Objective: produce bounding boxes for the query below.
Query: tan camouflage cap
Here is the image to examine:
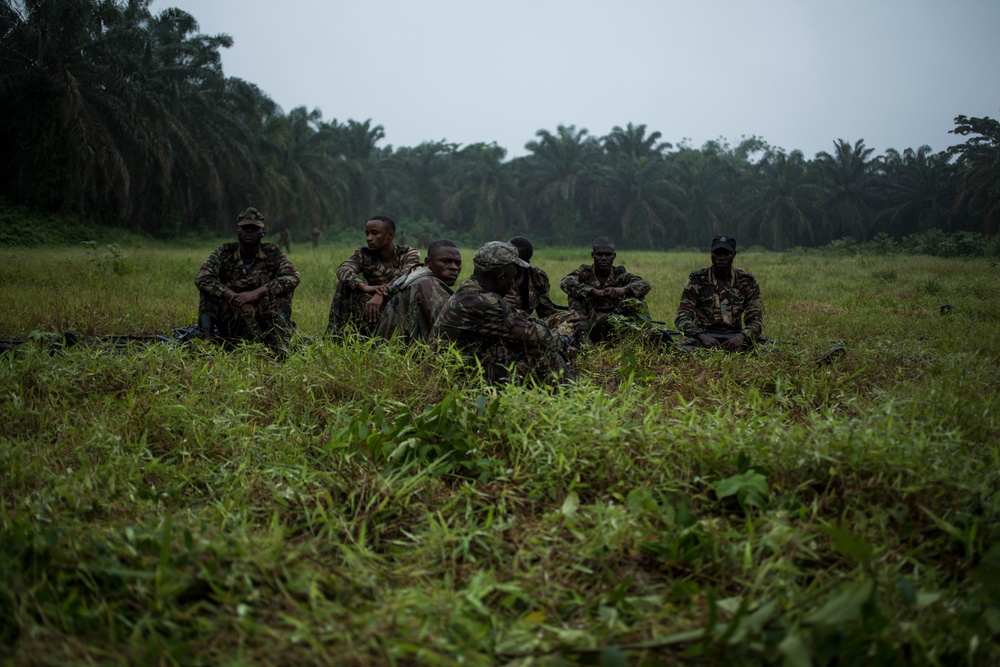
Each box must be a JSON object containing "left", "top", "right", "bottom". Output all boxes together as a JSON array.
[
  {"left": 474, "top": 241, "right": 529, "bottom": 270},
  {"left": 237, "top": 207, "right": 265, "bottom": 228}
]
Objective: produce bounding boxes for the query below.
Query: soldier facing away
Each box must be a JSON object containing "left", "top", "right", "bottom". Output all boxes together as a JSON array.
[
  {"left": 674, "top": 234, "right": 763, "bottom": 351},
  {"left": 194, "top": 207, "right": 300, "bottom": 355},
  {"left": 326, "top": 215, "right": 420, "bottom": 337},
  {"left": 376, "top": 239, "right": 462, "bottom": 344},
  {"left": 433, "top": 241, "right": 576, "bottom": 384},
  {"left": 560, "top": 237, "right": 651, "bottom": 343}
]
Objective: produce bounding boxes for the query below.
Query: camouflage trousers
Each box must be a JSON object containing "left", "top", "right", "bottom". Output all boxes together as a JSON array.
[
  {"left": 198, "top": 292, "right": 294, "bottom": 355},
  {"left": 326, "top": 282, "right": 377, "bottom": 337}
]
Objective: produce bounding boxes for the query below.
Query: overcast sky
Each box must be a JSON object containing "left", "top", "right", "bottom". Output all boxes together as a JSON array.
[{"left": 157, "top": 0, "right": 1000, "bottom": 160}]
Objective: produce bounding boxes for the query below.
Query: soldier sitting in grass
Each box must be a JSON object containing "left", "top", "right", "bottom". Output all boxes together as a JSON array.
[
  {"left": 326, "top": 215, "right": 420, "bottom": 337},
  {"left": 674, "top": 234, "right": 763, "bottom": 351},
  {"left": 376, "top": 239, "right": 463, "bottom": 344},
  {"left": 432, "top": 241, "right": 576, "bottom": 384},
  {"left": 195, "top": 207, "right": 300, "bottom": 355},
  {"left": 560, "top": 236, "right": 652, "bottom": 343}
]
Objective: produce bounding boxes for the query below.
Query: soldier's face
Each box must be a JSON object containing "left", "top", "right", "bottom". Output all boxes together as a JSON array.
[
  {"left": 592, "top": 244, "right": 616, "bottom": 270},
  {"left": 712, "top": 248, "right": 735, "bottom": 270},
  {"left": 237, "top": 224, "right": 264, "bottom": 244},
  {"left": 426, "top": 246, "right": 462, "bottom": 286},
  {"left": 365, "top": 220, "right": 393, "bottom": 251},
  {"left": 498, "top": 263, "right": 518, "bottom": 294}
]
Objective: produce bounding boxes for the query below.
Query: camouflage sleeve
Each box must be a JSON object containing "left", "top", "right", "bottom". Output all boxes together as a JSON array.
[
  {"left": 619, "top": 268, "right": 652, "bottom": 298},
  {"left": 740, "top": 276, "right": 764, "bottom": 338},
  {"left": 400, "top": 246, "right": 421, "bottom": 272},
  {"left": 532, "top": 267, "right": 557, "bottom": 318},
  {"left": 194, "top": 246, "right": 229, "bottom": 298},
  {"left": 264, "top": 249, "right": 300, "bottom": 296},
  {"left": 335, "top": 247, "right": 366, "bottom": 287},
  {"left": 498, "top": 300, "right": 561, "bottom": 354},
  {"left": 674, "top": 274, "right": 702, "bottom": 337},
  {"left": 559, "top": 265, "right": 594, "bottom": 300},
  {"left": 413, "top": 278, "right": 452, "bottom": 342}
]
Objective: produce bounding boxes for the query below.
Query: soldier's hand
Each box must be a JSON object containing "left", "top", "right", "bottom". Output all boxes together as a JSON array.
[
  {"left": 232, "top": 286, "right": 267, "bottom": 306},
  {"left": 239, "top": 303, "right": 256, "bottom": 318},
  {"left": 502, "top": 293, "right": 519, "bottom": 308},
  {"left": 722, "top": 334, "right": 745, "bottom": 351},
  {"left": 365, "top": 293, "right": 385, "bottom": 323},
  {"left": 697, "top": 333, "right": 721, "bottom": 348}
]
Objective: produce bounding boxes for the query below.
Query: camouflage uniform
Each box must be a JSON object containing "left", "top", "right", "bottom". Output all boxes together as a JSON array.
[
  {"left": 326, "top": 244, "right": 420, "bottom": 335},
  {"left": 433, "top": 276, "right": 573, "bottom": 384},
  {"left": 560, "top": 264, "right": 652, "bottom": 341},
  {"left": 194, "top": 242, "right": 300, "bottom": 352},
  {"left": 674, "top": 267, "right": 763, "bottom": 342},
  {"left": 375, "top": 266, "right": 454, "bottom": 344}
]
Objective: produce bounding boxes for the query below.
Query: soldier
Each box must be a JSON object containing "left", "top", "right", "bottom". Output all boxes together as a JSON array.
[
  {"left": 506, "top": 236, "right": 580, "bottom": 339},
  {"left": 194, "top": 207, "right": 300, "bottom": 355},
  {"left": 433, "top": 241, "right": 576, "bottom": 384},
  {"left": 325, "top": 215, "right": 420, "bottom": 337},
  {"left": 560, "top": 237, "right": 651, "bottom": 343},
  {"left": 311, "top": 226, "right": 322, "bottom": 248},
  {"left": 674, "top": 234, "right": 763, "bottom": 350},
  {"left": 376, "top": 239, "right": 462, "bottom": 344},
  {"left": 279, "top": 228, "right": 291, "bottom": 253}
]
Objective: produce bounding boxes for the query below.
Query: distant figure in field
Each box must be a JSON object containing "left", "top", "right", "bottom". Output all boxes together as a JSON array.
[
  {"left": 376, "top": 239, "right": 462, "bottom": 344},
  {"left": 560, "top": 236, "right": 651, "bottom": 343},
  {"left": 418, "top": 229, "right": 431, "bottom": 249},
  {"left": 326, "top": 215, "right": 420, "bottom": 337},
  {"left": 433, "top": 241, "right": 576, "bottom": 384},
  {"left": 674, "top": 235, "right": 763, "bottom": 351},
  {"left": 194, "top": 207, "right": 300, "bottom": 355},
  {"left": 506, "top": 235, "right": 580, "bottom": 338},
  {"left": 311, "top": 226, "right": 322, "bottom": 248},
  {"left": 279, "top": 229, "right": 291, "bottom": 253}
]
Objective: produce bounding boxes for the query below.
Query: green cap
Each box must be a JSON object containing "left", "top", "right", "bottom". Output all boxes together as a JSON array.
[
  {"left": 474, "top": 241, "right": 529, "bottom": 270},
  {"left": 237, "top": 207, "right": 265, "bottom": 227}
]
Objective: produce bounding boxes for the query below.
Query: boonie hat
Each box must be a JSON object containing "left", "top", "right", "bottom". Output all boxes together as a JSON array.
[
  {"left": 473, "top": 241, "right": 530, "bottom": 270},
  {"left": 711, "top": 235, "right": 736, "bottom": 253},
  {"left": 237, "top": 207, "right": 265, "bottom": 227}
]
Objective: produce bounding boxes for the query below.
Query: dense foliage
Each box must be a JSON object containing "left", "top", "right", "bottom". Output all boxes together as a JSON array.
[{"left": 2, "top": 0, "right": 999, "bottom": 249}]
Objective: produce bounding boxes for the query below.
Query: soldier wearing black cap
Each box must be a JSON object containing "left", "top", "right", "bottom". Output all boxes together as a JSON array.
[
  {"left": 432, "top": 241, "right": 575, "bottom": 384},
  {"left": 674, "top": 235, "right": 763, "bottom": 351},
  {"left": 195, "top": 207, "right": 300, "bottom": 355}
]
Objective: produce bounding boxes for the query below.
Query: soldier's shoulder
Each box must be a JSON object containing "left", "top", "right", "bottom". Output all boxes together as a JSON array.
[
  {"left": 213, "top": 242, "right": 239, "bottom": 253},
  {"left": 734, "top": 268, "right": 758, "bottom": 283},
  {"left": 689, "top": 267, "right": 710, "bottom": 278}
]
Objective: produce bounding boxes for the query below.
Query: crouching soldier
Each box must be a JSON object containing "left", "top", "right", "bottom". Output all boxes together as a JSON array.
[
  {"left": 432, "top": 241, "right": 576, "bottom": 384},
  {"left": 195, "top": 207, "right": 300, "bottom": 355}
]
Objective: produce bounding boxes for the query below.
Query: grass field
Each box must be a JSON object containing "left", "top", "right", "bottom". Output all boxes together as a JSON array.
[{"left": 2, "top": 240, "right": 999, "bottom": 665}]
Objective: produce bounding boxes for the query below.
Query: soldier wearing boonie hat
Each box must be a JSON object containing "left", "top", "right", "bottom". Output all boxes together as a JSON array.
[
  {"left": 432, "top": 241, "right": 575, "bottom": 385},
  {"left": 194, "top": 206, "right": 300, "bottom": 356},
  {"left": 674, "top": 233, "right": 764, "bottom": 351}
]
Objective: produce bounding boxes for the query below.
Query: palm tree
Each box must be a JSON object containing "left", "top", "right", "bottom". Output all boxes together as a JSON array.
[
  {"left": 874, "top": 146, "right": 956, "bottom": 237},
  {"left": 443, "top": 142, "right": 524, "bottom": 240},
  {"left": 741, "top": 150, "right": 823, "bottom": 250},
  {"left": 521, "top": 125, "right": 606, "bottom": 244},
  {"left": 814, "top": 139, "right": 878, "bottom": 241},
  {"left": 949, "top": 115, "right": 1000, "bottom": 234}
]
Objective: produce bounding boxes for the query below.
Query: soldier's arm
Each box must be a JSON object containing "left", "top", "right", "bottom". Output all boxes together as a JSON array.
[
  {"left": 264, "top": 248, "right": 301, "bottom": 296},
  {"left": 559, "top": 265, "right": 594, "bottom": 299},
  {"left": 532, "top": 268, "right": 557, "bottom": 318},
  {"left": 620, "top": 268, "right": 652, "bottom": 298},
  {"left": 194, "top": 247, "right": 229, "bottom": 299},
  {"left": 335, "top": 248, "right": 366, "bottom": 287},
  {"left": 740, "top": 276, "right": 764, "bottom": 338},
  {"left": 674, "top": 276, "right": 703, "bottom": 337},
  {"left": 498, "top": 301, "right": 560, "bottom": 354},
  {"left": 400, "top": 247, "right": 421, "bottom": 273}
]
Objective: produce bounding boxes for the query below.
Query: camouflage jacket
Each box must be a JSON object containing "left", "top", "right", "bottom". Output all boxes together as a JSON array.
[
  {"left": 336, "top": 244, "right": 420, "bottom": 289},
  {"left": 674, "top": 267, "right": 763, "bottom": 338},
  {"left": 559, "top": 264, "right": 651, "bottom": 318},
  {"left": 376, "top": 267, "right": 454, "bottom": 344},
  {"left": 505, "top": 265, "right": 558, "bottom": 319},
  {"left": 432, "top": 276, "right": 565, "bottom": 361},
  {"left": 195, "top": 242, "right": 300, "bottom": 299}
]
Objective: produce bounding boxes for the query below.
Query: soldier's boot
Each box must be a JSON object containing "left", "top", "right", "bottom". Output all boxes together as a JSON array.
[{"left": 198, "top": 312, "right": 218, "bottom": 339}]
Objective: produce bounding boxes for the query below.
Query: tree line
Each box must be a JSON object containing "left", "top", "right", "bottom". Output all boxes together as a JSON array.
[{"left": 2, "top": 0, "right": 998, "bottom": 249}]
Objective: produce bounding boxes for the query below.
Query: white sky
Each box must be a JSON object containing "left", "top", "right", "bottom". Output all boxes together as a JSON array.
[{"left": 158, "top": 0, "right": 1000, "bottom": 159}]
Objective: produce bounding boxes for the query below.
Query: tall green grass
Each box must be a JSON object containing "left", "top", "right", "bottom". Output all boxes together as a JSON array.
[{"left": 2, "top": 243, "right": 999, "bottom": 664}]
